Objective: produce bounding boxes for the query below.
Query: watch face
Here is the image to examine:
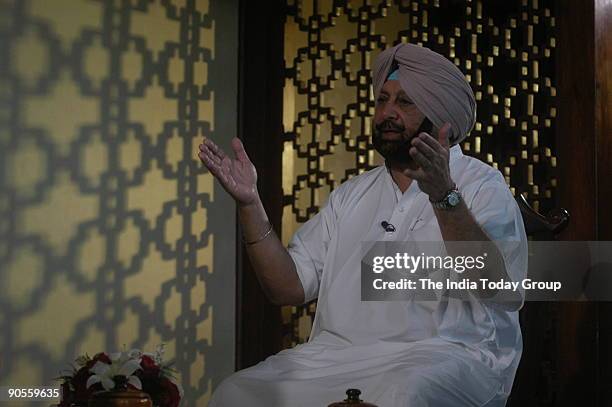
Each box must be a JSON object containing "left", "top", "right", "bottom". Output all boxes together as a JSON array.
[{"left": 447, "top": 191, "right": 460, "bottom": 206}]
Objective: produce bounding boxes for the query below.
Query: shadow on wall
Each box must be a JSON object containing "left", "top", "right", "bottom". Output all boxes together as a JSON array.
[{"left": 0, "top": 0, "right": 237, "bottom": 405}]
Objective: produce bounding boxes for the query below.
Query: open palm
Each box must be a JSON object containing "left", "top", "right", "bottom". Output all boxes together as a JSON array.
[{"left": 198, "top": 137, "right": 258, "bottom": 206}]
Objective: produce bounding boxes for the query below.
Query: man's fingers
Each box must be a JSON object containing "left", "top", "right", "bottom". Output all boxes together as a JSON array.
[
  {"left": 200, "top": 144, "right": 222, "bottom": 166},
  {"left": 411, "top": 136, "right": 437, "bottom": 160},
  {"left": 231, "top": 137, "right": 250, "bottom": 162},
  {"left": 198, "top": 150, "right": 222, "bottom": 175},
  {"left": 437, "top": 123, "right": 451, "bottom": 148},
  {"left": 417, "top": 132, "right": 444, "bottom": 154},
  {"left": 409, "top": 146, "right": 432, "bottom": 170},
  {"left": 198, "top": 145, "right": 228, "bottom": 177},
  {"left": 199, "top": 151, "right": 236, "bottom": 189},
  {"left": 204, "top": 137, "right": 227, "bottom": 160}
]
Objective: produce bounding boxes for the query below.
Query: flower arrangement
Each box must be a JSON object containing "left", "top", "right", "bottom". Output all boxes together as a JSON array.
[{"left": 57, "top": 344, "right": 182, "bottom": 407}]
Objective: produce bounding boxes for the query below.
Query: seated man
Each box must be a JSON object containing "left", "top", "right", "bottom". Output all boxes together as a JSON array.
[{"left": 198, "top": 43, "right": 527, "bottom": 407}]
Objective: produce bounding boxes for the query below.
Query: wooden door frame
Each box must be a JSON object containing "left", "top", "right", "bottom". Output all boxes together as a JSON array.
[{"left": 235, "top": 0, "right": 286, "bottom": 369}]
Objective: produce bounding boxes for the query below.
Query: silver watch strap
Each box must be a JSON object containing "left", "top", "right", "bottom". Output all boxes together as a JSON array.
[{"left": 430, "top": 185, "right": 460, "bottom": 209}]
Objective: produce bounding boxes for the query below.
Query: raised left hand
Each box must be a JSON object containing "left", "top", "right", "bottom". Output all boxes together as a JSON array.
[{"left": 403, "top": 122, "right": 455, "bottom": 202}]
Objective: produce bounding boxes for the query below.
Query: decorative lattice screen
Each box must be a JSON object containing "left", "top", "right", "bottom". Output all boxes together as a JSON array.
[
  {"left": 0, "top": 1, "right": 235, "bottom": 405},
  {"left": 281, "top": 0, "right": 558, "bottom": 348}
]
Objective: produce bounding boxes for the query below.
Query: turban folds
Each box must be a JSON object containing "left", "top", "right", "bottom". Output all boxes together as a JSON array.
[{"left": 372, "top": 43, "right": 476, "bottom": 145}]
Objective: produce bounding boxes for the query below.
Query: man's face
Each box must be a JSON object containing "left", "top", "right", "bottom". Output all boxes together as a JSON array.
[{"left": 373, "top": 80, "right": 427, "bottom": 165}]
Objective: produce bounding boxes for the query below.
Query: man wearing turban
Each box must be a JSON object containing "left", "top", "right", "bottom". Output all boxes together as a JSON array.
[{"left": 200, "top": 43, "right": 527, "bottom": 406}]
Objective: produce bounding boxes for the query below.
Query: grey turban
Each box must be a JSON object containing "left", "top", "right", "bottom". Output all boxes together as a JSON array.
[{"left": 372, "top": 43, "right": 476, "bottom": 145}]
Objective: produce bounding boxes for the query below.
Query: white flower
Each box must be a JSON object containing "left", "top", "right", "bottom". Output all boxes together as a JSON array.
[{"left": 86, "top": 351, "right": 143, "bottom": 391}]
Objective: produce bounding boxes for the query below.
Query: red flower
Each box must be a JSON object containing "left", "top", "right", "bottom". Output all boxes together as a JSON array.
[
  {"left": 72, "top": 366, "right": 94, "bottom": 402},
  {"left": 140, "top": 355, "right": 160, "bottom": 375},
  {"left": 155, "top": 377, "right": 181, "bottom": 407},
  {"left": 96, "top": 353, "right": 111, "bottom": 362}
]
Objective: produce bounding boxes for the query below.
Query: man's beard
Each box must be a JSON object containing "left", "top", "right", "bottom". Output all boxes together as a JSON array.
[{"left": 372, "top": 120, "right": 416, "bottom": 165}]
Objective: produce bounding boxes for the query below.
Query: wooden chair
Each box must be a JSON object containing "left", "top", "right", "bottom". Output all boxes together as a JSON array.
[
  {"left": 515, "top": 194, "right": 570, "bottom": 238},
  {"left": 507, "top": 195, "right": 569, "bottom": 406}
]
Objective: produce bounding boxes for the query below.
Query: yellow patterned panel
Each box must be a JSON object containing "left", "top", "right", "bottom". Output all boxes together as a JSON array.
[{"left": 0, "top": 1, "right": 233, "bottom": 405}]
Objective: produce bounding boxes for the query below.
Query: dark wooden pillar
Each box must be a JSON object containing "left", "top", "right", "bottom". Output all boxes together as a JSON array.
[
  {"left": 595, "top": 1, "right": 612, "bottom": 405},
  {"left": 555, "top": 0, "right": 610, "bottom": 406},
  {"left": 556, "top": 0, "right": 597, "bottom": 405},
  {"left": 235, "top": 0, "right": 286, "bottom": 369}
]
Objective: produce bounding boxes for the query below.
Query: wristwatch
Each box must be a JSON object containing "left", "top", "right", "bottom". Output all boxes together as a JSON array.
[{"left": 430, "top": 185, "right": 462, "bottom": 210}]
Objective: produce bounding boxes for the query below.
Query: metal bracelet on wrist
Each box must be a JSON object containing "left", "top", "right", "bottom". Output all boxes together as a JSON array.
[{"left": 243, "top": 222, "right": 273, "bottom": 246}]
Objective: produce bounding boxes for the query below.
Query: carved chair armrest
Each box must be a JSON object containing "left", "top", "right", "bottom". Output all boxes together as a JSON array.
[{"left": 515, "top": 194, "right": 570, "bottom": 236}]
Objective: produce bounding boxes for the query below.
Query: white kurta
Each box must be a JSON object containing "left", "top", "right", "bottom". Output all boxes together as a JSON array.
[{"left": 209, "top": 145, "right": 528, "bottom": 407}]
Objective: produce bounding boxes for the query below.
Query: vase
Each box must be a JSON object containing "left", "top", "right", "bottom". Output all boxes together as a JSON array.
[{"left": 88, "top": 376, "right": 152, "bottom": 407}]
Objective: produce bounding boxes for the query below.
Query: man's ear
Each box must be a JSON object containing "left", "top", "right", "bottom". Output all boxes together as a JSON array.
[{"left": 435, "top": 123, "right": 452, "bottom": 148}]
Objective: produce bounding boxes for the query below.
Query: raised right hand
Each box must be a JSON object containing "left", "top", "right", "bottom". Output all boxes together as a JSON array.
[{"left": 197, "top": 137, "right": 259, "bottom": 207}]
